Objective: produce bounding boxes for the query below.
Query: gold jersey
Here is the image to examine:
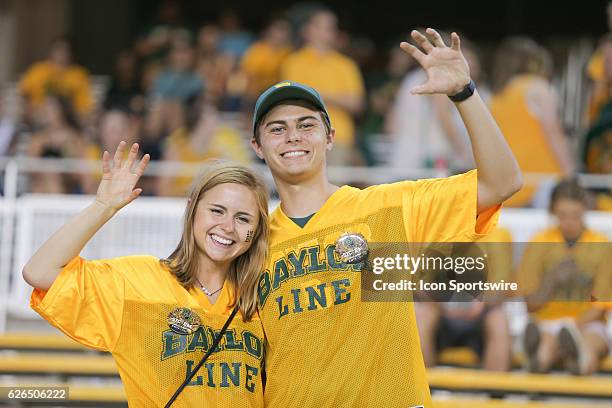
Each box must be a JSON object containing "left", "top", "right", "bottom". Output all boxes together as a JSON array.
[
  {"left": 258, "top": 170, "right": 500, "bottom": 407},
  {"left": 31, "top": 255, "right": 264, "bottom": 407},
  {"left": 518, "top": 227, "right": 610, "bottom": 321}
]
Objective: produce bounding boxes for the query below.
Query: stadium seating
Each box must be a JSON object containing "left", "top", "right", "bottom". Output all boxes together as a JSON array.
[
  {"left": 438, "top": 346, "right": 612, "bottom": 373},
  {"left": 0, "top": 353, "right": 117, "bottom": 377},
  {"left": 0, "top": 332, "right": 88, "bottom": 352},
  {"left": 427, "top": 367, "right": 612, "bottom": 398},
  {"left": 2, "top": 333, "right": 612, "bottom": 406}
]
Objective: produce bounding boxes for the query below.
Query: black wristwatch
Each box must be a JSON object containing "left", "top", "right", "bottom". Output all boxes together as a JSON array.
[{"left": 448, "top": 79, "right": 476, "bottom": 102}]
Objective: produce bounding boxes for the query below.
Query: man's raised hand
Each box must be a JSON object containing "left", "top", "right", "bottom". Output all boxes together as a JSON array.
[{"left": 400, "top": 28, "right": 471, "bottom": 96}]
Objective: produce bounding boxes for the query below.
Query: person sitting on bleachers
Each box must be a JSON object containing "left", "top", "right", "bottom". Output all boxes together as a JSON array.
[
  {"left": 585, "top": 2, "right": 612, "bottom": 127},
  {"left": 26, "top": 94, "right": 91, "bottom": 194},
  {"left": 581, "top": 33, "right": 612, "bottom": 211},
  {"left": 19, "top": 37, "right": 94, "bottom": 124},
  {"left": 102, "top": 50, "right": 145, "bottom": 115},
  {"left": 280, "top": 6, "right": 365, "bottom": 165},
  {"left": 490, "top": 37, "right": 574, "bottom": 208},
  {"left": 519, "top": 179, "right": 611, "bottom": 375},
  {"left": 156, "top": 95, "right": 251, "bottom": 197},
  {"left": 241, "top": 17, "right": 292, "bottom": 111},
  {"left": 82, "top": 109, "right": 144, "bottom": 194},
  {"left": 147, "top": 36, "right": 204, "bottom": 136},
  {"left": 415, "top": 227, "right": 514, "bottom": 371}
]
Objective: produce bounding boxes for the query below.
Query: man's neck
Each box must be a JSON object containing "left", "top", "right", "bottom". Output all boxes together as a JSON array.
[{"left": 275, "top": 173, "right": 339, "bottom": 217}]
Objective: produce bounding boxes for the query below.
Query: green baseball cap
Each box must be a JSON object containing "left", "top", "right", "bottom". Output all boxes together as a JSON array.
[{"left": 252, "top": 80, "right": 330, "bottom": 134}]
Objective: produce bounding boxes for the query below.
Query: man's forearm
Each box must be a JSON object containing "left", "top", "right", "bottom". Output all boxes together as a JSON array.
[{"left": 455, "top": 90, "right": 522, "bottom": 211}]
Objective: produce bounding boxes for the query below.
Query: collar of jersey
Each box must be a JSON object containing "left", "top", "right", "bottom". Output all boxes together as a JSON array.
[
  {"left": 190, "top": 279, "right": 233, "bottom": 315},
  {"left": 272, "top": 185, "right": 353, "bottom": 232}
]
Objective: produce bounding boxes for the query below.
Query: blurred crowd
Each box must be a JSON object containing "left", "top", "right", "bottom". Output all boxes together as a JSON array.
[
  {"left": 0, "top": 0, "right": 610, "bottom": 378},
  {"left": 416, "top": 178, "right": 611, "bottom": 376},
  {"left": 0, "top": 0, "right": 611, "bottom": 208}
]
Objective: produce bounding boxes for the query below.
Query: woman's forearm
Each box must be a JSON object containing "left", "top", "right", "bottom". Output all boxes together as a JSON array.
[{"left": 22, "top": 200, "right": 117, "bottom": 290}]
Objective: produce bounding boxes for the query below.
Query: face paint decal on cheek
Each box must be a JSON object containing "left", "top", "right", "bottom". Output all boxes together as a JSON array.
[{"left": 245, "top": 230, "right": 254, "bottom": 242}]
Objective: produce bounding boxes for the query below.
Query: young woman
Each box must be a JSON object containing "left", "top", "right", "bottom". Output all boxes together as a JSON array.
[{"left": 23, "top": 141, "right": 269, "bottom": 407}]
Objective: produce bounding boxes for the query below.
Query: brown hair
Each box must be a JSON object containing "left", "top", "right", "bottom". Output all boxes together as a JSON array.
[
  {"left": 253, "top": 99, "right": 331, "bottom": 144},
  {"left": 549, "top": 179, "right": 588, "bottom": 212},
  {"left": 492, "top": 37, "right": 553, "bottom": 92},
  {"left": 161, "top": 161, "right": 269, "bottom": 320}
]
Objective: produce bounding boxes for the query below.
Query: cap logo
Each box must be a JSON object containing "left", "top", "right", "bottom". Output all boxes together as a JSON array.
[{"left": 274, "top": 81, "right": 292, "bottom": 88}]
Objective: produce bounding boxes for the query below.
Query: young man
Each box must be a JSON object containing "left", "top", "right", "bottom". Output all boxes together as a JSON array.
[{"left": 251, "top": 29, "right": 522, "bottom": 407}]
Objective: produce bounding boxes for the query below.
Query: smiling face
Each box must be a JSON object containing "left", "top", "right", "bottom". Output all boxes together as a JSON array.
[
  {"left": 192, "top": 183, "right": 259, "bottom": 268},
  {"left": 251, "top": 103, "right": 334, "bottom": 183}
]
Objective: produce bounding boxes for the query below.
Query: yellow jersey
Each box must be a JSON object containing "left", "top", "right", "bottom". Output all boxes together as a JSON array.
[
  {"left": 20, "top": 61, "right": 94, "bottom": 114},
  {"left": 587, "top": 50, "right": 604, "bottom": 82},
  {"left": 281, "top": 46, "right": 364, "bottom": 146},
  {"left": 161, "top": 126, "right": 252, "bottom": 196},
  {"left": 518, "top": 227, "right": 611, "bottom": 320},
  {"left": 490, "top": 74, "right": 563, "bottom": 207},
  {"left": 597, "top": 193, "right": 612, "bottom": 212},
  {"left": 258, "top": 170, "right": 500, "bottom": 407},
  {"left": 31, "top": 255, "right": 264, "bottom": 407},
  {"left": 241, "top": 41, "right": 292, "bottom": 99}
]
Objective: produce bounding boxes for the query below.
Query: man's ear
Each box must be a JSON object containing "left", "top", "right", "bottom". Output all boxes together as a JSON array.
[
  {"left": 250, "top": 137, "right": 265, "bottom": 160},
  {"left": 326, "top": 127, "right": 335, "bottom": 151}
]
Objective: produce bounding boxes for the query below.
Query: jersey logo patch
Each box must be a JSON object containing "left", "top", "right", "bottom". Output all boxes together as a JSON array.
[{"left": 167, "top": 307, "right": 201, "bottom": 335}]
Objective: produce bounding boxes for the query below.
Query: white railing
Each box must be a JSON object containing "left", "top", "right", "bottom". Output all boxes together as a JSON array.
[
  {"left": 10, "top": 194, "right": 186, "bottom": 319},
  {"left": 1, "top": 157, "right": 612, "bottom": 334}
]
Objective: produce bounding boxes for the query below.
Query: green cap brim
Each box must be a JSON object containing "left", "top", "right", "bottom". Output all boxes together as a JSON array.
[{"left": 252, "top": 81, "right": 329, "bottom": 134}]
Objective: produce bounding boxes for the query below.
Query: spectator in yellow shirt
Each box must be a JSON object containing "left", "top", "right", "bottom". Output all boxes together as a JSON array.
[
  {"left": 585, "top": 2, "right": 612, "bottom": 125},
  {"left": 20, "top": 38, "right": 94, "bottom": 121},
  {"left": 519, "top": 179, "right": 610, "bottom": 374},
  {"left": 157, "top": 96, "right": 252, "bottom": 197},
  {"left": 241, "top": 18, "right": 292, "bottom": 109},
  {"left": 26, "top": 94, "right": 90, "bottom": 194},
  {"left": 490, "top": 38, "right": 574, "bottom": 207},
  {"left": 280, "top": 7, "right": 365, "bottom": 165}
]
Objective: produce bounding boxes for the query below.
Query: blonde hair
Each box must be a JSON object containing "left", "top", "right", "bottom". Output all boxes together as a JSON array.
[{"left": 161, "top": 161, "right": 269, "bottom": 321}]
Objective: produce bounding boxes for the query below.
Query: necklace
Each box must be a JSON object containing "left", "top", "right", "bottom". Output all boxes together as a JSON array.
[{"left": 196, "top": 278, "right": 223, "bottom": 297}]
